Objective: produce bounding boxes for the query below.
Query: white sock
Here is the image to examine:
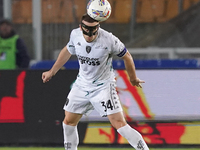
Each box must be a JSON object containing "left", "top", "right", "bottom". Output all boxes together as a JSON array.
[
  {"left": 117, "top": 124, "right": 149, "bottom": 150},
  {"left": 63, "top": 122, "right": 79, "bottom": 150}
]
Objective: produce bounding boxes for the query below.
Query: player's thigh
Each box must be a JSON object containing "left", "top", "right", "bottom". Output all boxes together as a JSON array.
[
  {"left": 90, "top": 82, "right": 123, "bottom": 117},
  {"left": 107, "top": 111, "right": 127, "bottom": 129},
  {"left": 63, "top": 111, "right": 82, "bottom": 126},
  {"left": 64, "top": 83, "right": 94, "bottom": 116}
]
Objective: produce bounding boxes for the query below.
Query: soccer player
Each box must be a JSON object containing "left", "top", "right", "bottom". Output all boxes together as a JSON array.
[{"left": 42, "top": 14, "right": 149, "bottom": 150}]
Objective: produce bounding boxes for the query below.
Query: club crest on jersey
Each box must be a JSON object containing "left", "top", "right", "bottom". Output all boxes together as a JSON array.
[{"left": 86, "top": 46, "right": 91, "bottom": 53}]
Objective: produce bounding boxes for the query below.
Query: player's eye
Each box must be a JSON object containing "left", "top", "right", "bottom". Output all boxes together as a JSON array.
[{"left": 82, "top": 27, "right": 88, "bottom": 32}]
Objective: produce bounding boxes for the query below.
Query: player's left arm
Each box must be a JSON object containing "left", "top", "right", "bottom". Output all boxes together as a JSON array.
[{"left": 122, "top": 50, "right": 145, "bottom": 88}]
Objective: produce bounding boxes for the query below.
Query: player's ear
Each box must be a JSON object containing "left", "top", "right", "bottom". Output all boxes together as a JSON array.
[{"left": 79, "top": 24, "right": 82, "bottom": 31}]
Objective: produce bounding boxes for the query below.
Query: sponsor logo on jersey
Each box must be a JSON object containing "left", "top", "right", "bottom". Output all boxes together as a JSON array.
[
  {"left": 94, "top": 45, "right": 108, "bottom": 50},
  {"left": 137, "top": 140, "right": 145, "bottom": 150},
  {"left": 77, "top": 42, "right": 81, "bottom": 46},
  {"left": 69, "top": 45, "right": 75, "bottom": 48},
  {"left": 64, "top": 142, "right": 72, "bottom": 150},
  {"left": 115, "top": 40, "right": 118, "bottom": 45},
  {"left": 77, "top": 55, "right": 100, "bottom": 66}
]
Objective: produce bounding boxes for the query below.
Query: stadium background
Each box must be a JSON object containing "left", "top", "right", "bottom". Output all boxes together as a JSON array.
[{"left": 0, "top": 0, "right": 200, "bottom": 148}]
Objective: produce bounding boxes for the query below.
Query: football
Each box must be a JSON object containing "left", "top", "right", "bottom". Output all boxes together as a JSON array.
[{"left": 87, "top": 0, "right": 111, "bottom": 22}]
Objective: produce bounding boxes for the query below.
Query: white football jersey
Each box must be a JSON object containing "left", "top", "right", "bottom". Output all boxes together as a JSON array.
[{"left": 66, "top": 27, "right": 127, "bottom": 88}]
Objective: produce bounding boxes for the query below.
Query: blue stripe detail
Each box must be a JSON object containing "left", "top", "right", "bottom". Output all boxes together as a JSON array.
[{"left": 117, "top": 47, "right": 127, "bottom": 57}]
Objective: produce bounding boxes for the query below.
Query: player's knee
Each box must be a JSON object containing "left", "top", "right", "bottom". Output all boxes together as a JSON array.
[
  {"left": 108, "top": 112, "right": 127, "bottom": 129},
  {"left": 109, "top": 119, "right": 127, "bottom": 129},
  {"left": 63, "top": 117, "right": 76, "bottom": 126}
]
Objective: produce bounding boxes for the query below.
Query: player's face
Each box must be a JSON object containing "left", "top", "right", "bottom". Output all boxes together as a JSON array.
[
  {"left": 80, "top": 20, "right": 99, "bottom": 43},
  {"left": 0, "top": 23, "right": 12, "bottom": 37}
]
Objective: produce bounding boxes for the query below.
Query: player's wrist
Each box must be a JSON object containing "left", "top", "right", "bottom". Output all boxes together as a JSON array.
[
  {"left": 49, "top": 69, "right": 56, "bottom": 76},
  {"left": 130, "top": 77, "right": 139, "bottom": 84},
  {"left": 129, "top": 76, "right": 137, "bottom": 82}
]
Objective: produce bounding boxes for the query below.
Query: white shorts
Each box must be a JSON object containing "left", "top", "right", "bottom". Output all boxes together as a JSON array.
[{"left": 63, "top": 82, "right": 123, "bottom": 117}]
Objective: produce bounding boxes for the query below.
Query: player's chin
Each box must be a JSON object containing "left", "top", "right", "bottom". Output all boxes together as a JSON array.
[{"left": 86, "top": 36, "right": 95, "bottom": 42}]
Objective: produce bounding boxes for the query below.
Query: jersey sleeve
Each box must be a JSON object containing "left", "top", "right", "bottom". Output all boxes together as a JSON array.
[
  {"left": 110, "top": 33, "right": 127, "bottom": 57},
  {"left": 66, "top": 30, "right": 76, "bottom": 55}
]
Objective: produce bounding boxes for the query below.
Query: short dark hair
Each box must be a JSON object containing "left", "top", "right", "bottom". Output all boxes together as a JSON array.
[
  {"left": 0, "top": 19, "right": 13, "bottom": 26},
  {"left": 81, "top": 13, "right": 99, "bottom": 23}
]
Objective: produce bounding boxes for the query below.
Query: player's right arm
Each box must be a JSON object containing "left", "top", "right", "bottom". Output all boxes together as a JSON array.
[{"left": 42, "top": 46, "right": 71, "bottom": 83}]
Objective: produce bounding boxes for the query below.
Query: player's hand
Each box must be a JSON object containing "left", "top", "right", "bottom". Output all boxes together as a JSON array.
[
  {"left": 42, "top": 70, "right": 54, "bottom": 83},
  {"left": 130, "top": 78, "right": 145, "bottom": 88}
]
